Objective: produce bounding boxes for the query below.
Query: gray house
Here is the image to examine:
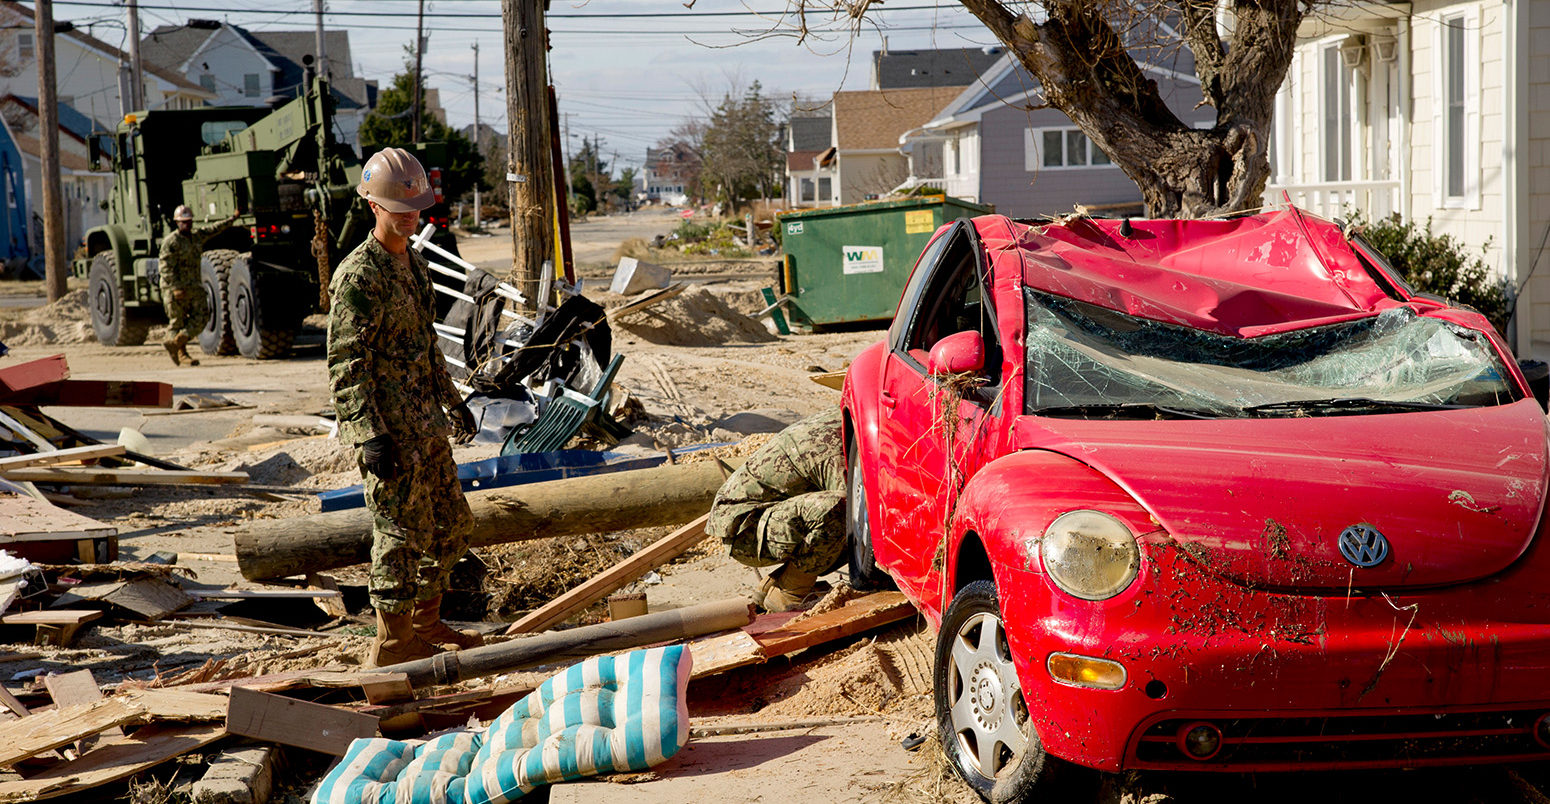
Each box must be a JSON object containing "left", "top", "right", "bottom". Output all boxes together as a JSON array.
[{"left": 901, "top": 52, "right": 1213, "bottom": 218}]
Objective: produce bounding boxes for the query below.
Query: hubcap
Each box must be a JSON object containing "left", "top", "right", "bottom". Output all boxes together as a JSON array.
[
  {"left": 235, "top": 287, "right": 253, "bottom": 334},
  {"left": 948, "top": 611, "right": 1027, "bottom": 778},
  {"left": 93, "top": 282, "right": 112, "bottom": 321},
  {"left": 850, "top": 459, "right": 869, "bottom": 548}
]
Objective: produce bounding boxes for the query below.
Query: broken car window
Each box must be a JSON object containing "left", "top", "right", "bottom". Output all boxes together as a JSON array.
[{"left": 1023, "top": 289, "right": 1516, "bottom": 418}]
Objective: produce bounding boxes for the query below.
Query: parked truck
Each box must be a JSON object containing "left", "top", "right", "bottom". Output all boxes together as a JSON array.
[{"left": 75, "top": 62, "right": 459, "bottom": 359}]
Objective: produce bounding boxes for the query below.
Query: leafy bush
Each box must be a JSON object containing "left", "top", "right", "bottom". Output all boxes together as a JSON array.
[{"left": 1358, "top": 215, "right": 1510, "bottom": 334}]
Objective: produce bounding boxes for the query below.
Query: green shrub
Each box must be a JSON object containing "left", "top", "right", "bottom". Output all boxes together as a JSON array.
[{"left": 1358, "top": 215, "right": 1510, "bottom": 334}]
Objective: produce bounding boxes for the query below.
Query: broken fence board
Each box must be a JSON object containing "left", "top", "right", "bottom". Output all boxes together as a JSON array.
[
  {"left": 753, "top": 592, "right": 915, "bottom": 659},
  {"left": 226, "top": 686, "right": 378, "bottom": 756},
  {"left": 0, "top": 445, "right": 125, "bottom": 471},
  {"left": 0, "top": 690, "right": 227, "bottom": 767},
  {"left": 1, "top": 468, "right": 250, "bottom": 486},
  {"left": 0, "top": 724, "right": 226, "bottom": 802},
  {"left": 505, "top": 513, "right": 710, "bottom": 635}
]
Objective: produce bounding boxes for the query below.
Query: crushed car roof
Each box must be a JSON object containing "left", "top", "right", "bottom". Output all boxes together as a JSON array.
[{"left": 983, "top": 208, "right": 1405, "bottom": 338}]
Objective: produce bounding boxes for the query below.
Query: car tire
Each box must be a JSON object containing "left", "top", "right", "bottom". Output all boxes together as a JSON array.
[
  {"left": 88, "top": 251, "right": 150, "bottom": 346},
  {"left": 846, "top": 431, "right": 896, "bottom": 591},
  {"left": 198, "top": 249, "right": 239, "bottom": 356},
  {"left": 935, "top": 580, "right": 1071, "bottom": 802}
]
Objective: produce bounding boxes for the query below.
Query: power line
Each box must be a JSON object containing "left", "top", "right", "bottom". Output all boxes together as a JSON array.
[{"left": 55, "top": 1, "right": 969, "bottom": 18}]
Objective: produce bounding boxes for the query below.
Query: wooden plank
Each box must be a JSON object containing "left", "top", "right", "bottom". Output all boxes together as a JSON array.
[
  {"left": 0, "top": 690, "right": 227, "bottom": 767},
  {"left": 306, "top": 573, "right": 349, "bottom": 618},
  {"left": 189, "top": 588, "right": 342, "bottom": 600},
  {"left": 0, "top": 495, "right": 116, "bottom": 543},
  {"left": 53, "top": 578, "right": 192, "bottom": 621},
  {"left": 0, "top": 356, "right": 69, "bottom": 396},
  {"left": 5, "top": 611, "right": 103, "bottom": 647},
  {"left": 225, "top": 686, "right": 378, "bottom": 756},
  {"left": 0, "top": 410, "right": 55, "bottom": 453},
  {"left": 753, "top": 592, "right": 916, "bottom": 659},
  {"left": 1, "top": 468, "right": 250, "bottom": 486},
  {"left": 358, "top": 673, "right": 413, "bottom": 705},
  {"left": 44, "top": 670, "right": 120, "bottom": 749},
  {"left": 505, "top": 513, "right": 710, "bottom": 635},
  {"left": 140, "top": 404, "right": 255, "bottom": 417},
  {"left": 162, "top": 620, "right": 340, "bottom": 639},
  {"left": 0, "top": 445, "right": 125, "bottom": 471},
  {"left": 0, "top": 724, "right": 226, "bottom": 802},
  {"left": 178, "top": 669, "right": 381, "bottom": 694},
  {"left": 3, "top": 380, "right": 173, "bottom": 409},
  {"left": 687, "top": 630, "right": 765, "bottom": 678}
]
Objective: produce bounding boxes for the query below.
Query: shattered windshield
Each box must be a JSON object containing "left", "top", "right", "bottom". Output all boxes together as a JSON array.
[{"left": 1023, "top": 289, "right": 1517, "bottom": 418}]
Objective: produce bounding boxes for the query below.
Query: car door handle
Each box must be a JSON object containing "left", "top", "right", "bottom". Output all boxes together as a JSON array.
[{"left": 880, "top": 391, "right": 896, "bottom": 409}]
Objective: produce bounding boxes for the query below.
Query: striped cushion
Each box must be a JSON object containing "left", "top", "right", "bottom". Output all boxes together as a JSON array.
[{"left": 309, "top": 645, "right": 693, "bottom": 804}]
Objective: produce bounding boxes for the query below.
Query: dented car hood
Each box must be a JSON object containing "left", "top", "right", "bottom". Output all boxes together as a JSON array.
[{"left": 1012, "top": 400, "right": 1550, "bottom": 590}]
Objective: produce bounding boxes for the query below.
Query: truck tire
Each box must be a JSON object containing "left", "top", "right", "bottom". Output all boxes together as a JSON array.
[
  {"left": 199, "top": 249, "right": 240, "bottom": 356},
  {"left": 88, "top": 251, "right": 150, "bottom": 346},
  {"left": 227, "top": 254, "right": 297, "bottom": 359}
]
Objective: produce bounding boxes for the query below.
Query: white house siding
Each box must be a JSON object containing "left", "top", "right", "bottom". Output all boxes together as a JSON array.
[
  {"left": 836, "top": 151, "right": 906, "bottom": 204},
  {"left": 181, "top": 28, "right": 275, "bottom": 107},
  {"left": 1521, "top": 0, "right": 1550, "bottom": 348}
]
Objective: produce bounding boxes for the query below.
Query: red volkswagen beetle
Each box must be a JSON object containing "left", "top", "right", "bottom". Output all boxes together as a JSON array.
[{"left": 840, "top": 208, "right": 1550, "bottom": 799}]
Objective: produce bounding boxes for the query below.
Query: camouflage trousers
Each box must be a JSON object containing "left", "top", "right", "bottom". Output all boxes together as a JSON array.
[
  {"left": 159, "top": 283, "right": 208, "bottom": 339},
  {"left": 721, "top": 490, "right": 847, "bottom": 575},
  {"left": 359, "top": 435, "right": 475, "bottom": 614}
]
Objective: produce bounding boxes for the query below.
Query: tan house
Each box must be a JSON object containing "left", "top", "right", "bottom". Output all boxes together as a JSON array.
[
  {"left": 1267, "top": 1, "right": 1550, "bottom": 355},
  {"left": 830, "top": 86, "right": 966, "bottom": 205}
]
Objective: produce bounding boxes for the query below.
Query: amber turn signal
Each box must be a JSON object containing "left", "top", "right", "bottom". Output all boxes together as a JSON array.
[{"left": 1046, "top": 652, "right": 1127, "bottom": 690}]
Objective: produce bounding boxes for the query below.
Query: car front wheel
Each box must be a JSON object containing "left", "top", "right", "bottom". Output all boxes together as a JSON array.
[{"left": 935, "top": 580, "right": 1071, "bottom": 802}]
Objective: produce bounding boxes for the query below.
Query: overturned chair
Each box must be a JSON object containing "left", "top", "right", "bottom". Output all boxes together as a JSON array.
[{"left": 500, "top": 353, "right": 631, "bottom": 455}]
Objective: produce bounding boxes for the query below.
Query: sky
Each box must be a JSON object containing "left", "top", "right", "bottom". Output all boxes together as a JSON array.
[{"left": 47, "top": 0, "right": 1007, "bottom": 171}]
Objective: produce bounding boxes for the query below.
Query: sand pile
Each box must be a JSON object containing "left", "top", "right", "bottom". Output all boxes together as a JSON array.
[
  {"left": 759, "top": 641, "right": 907, "bottom": 718},
  {"left": 613, "top": 286, "right": 777, "bottom": 347},
  {"left": 0, "top": 289, "right": 95, "bottom": 346}
]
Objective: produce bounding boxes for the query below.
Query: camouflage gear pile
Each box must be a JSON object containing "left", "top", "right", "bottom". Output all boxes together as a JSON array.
[
  {"left": 707, "top": 407, "right": 847, "bottom": 575},
  {"left": 328, "top": 234, "right": 472, "bottom": 614},
  {"left": 156, "top": 218, "right": 231, "bottom": 338}
]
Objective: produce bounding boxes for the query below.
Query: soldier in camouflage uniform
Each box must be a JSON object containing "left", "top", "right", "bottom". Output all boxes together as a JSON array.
[
  {"left": 157, "top": 205, "right": 236, "bottom": 365},
  {"left": 328, "top": 148, "right": 480, "bottom": 668},
  {"left": 707, "top": 407, "right": 846, "bottom": 612}
]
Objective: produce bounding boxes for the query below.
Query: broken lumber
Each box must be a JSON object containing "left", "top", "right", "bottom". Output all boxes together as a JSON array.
[
  {"left": 0, "top": 689, "right": 227, "bottom": 767},
  {"left": 226, "top": 687, "right": 378, "bottom": 756},
  {"left": 44, "top": 670, "right": 120, "bottom": 750},
  {"left": 0, "top": 356, "right": 69, "bottom": 397},
  {"left": 3, "top": 380, "right": 173, "bottom": 409},
  {"left": 506, "top": 514, "right": 709, "bottom": 634},
  {"left": 0, "top": 468, "right": 249, "bottom": 486},
  {"left": 0, "top": 724, "right": 226, "bottom": 802},
  {"left": 0, "top": 444, "right": 125, "bottom": 471},
  {"left": 373, "top": 597, "right": 755, "bottom": 688},
  {"left": 3, "top": 611, "right": 103, "bottom": 647},
  {"left": 235, "top": 457, "right": 739, "bottom": 580},
  {"left": 688, "top": 592, "right": 916, "bottom": 678},
  {"left": 53, "top": 577, "right": 192, "bottom": 621}
]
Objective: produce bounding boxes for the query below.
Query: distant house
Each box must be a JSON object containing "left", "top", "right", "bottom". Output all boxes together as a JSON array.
[
  {"left": 642, "top": 142, "right": 699, "bottom": 206},
  {"left": 0, "top": 114, "right": 30, "bottom": 270},
  {"left": 830, "top": 86, "right": 966, "bottom": 206},
  {"left": 1, "top": 95, "right": 115, "bottom": 252},
  {"left": 901, "top": 52, "right": 1212, "bottom": 217},
  {"left": 873, "top": 46, "right": 1005, "bottom": 90},
  {"left": 784, "top": 111, "right": 833, "bottom": 208},
  {"left": 140, "top": 22, "right": 377, "bottom": 151},
  {"left": 1267, "top": 2, "right": 1550, "bottom": 354}
]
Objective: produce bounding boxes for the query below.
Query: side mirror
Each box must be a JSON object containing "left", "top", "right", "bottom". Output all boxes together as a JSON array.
[
  {"left": 88, "top": 137, "right": 102, "bottom": 169},
  {"left": 928, "top": 330, "right": 985, "bottom": 376}
]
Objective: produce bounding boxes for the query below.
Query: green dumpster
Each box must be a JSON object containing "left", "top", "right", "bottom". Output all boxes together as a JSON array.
[{"left": 776, "top": 195, "right": 993, "bottom": 328}]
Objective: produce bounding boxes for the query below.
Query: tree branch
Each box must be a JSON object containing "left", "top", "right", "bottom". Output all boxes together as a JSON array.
[{"left": 1177, "top": 0, "right": 1227, "bottom": 112}]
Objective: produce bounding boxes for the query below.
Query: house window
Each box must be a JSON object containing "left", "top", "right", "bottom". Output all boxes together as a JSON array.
[
  {"left": 1320, "top": 43, "right": 1351, "bottom": 181},
  {"left": 18, "top": 33, "right": 33, "bottom": 59},
  {"left": 244, "top": 74, "right": 260, "bottom": 98},
  {"left": 800, "top": 178, "right": 815, "bottom": 202},
  {"left": 1436, "top": 9, "right": 1478, "bottom": 208},
  {"left": 1025, "top": 127, "right": 1113, "bottom": 171},
  {"left": 200, "top": 74, "right": 216, "bottom": 92},
  {"left": 818, "top": 177, "right": 832, "bottom": 201}
]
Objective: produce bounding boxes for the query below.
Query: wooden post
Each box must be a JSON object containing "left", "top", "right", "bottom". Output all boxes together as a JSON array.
[
  {"left": 412, "top": 0, "right": 425, "bottom": 143},
  {"left": 34, "top": 0, "right": 68, "bottom": 303},
  {"left": 502, "top": 0, "right": 555, "bottom": 314}
]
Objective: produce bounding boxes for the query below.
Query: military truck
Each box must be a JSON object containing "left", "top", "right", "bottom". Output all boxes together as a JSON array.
[{"left": 76, "top": 64, "right": 459, "bottom": 359}]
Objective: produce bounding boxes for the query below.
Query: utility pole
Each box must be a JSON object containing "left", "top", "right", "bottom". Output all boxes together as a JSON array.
[
  {"left": 562, "top": 111, "right": 573, "bottom": 204},
  {"left": 471, "top": 41, "right": 480, "bottom": 229},
  {"left": 125, "top": 0, "right": 145, "bottom": 110},
  {"left": 34, "top": 0, "right": 67, "bottom": 302},
  {"left": 312, "top": 0, "right": 327, "bottom": 77},
  {"left": 412, "top": 0, "right": 425, "bottom": 142},
  {"left": 501, "top": 0, "right": 554, "bottom": 313}
]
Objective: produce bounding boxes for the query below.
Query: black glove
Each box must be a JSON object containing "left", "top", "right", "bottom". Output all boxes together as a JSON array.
[
  {"left": 360, "top": 434, "right": 396, "bottom": 478},
  {"left": 449, "top": 402, "right": 477, "bottom": 440}
]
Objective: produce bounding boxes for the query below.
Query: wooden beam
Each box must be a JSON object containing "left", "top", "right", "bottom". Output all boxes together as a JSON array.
[
  {"left": 225, "top": 686, "right": 378, "bottom": 756},
  {"left": 3, "top": 380, "right": 173, "bottom": 409},
  {"left": 0, "top": 356, "right": 69, "bottom": 396},
  {"left": 4, "top": 610, "right": 104, "bottom": 647},
  {"left": 505, "top": 513, "right": 709, "bottom": 635},
  {"left": 1, "top": 468, "right": 250, "bottom": 486},
  {"left": 0, "top": 724, "right": 226, "bottom": 802},
  {"left": 0, "top": 690, "right": 227, "bottom": 767},
  {"left": 0, "top": 445, "right": 126, "bottom": 471},
  {"left": 754, "top": 592, "right": 915, "bottom": 658}
]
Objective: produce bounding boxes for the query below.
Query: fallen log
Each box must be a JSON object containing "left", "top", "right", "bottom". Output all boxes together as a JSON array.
[
  {"left": 234, "top": 456, "right": 738, "bottom": 580},
  {"left": 371, "top": 597, "right": 754, "bottom": 688}
]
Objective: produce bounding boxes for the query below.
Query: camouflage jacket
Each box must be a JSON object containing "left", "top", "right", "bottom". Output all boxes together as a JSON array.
[
  {"left": 157, "top": 218, "right": 233, "bottom": 291},
  {"left": 707, "top": 407, "right": 845, "bottom": 542},
  {"left": 327, "top": 235, "right": 462, "bottom": 445}
]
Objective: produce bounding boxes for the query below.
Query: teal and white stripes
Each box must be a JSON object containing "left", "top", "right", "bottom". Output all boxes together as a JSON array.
[{"left": 309, "top": 645, "right": 694, "bottom": 804}]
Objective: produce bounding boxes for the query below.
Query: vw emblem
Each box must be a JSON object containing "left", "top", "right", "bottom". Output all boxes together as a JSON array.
[{"left": 1337, "top": 524, "right": 1390, "bottom": 568}]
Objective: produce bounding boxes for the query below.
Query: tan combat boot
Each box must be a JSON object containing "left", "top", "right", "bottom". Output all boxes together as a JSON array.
[
  {"left": 175, "top": 332, "right": 200, "bottom": 366},
  {"left": 161, "top": 335, "right": 182, "bottom": 366},
  {"left": 753, "top": 566, "right": 821, "bottom": 613},
  {"left": 412, "top": 594, "right": 484, "bottom": 650},
  {"left": 368, "top": 608, "right": 438, "bottom": 668}
]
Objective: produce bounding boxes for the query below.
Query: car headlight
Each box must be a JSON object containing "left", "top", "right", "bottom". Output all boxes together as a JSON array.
[{"left": 1039, "top": 510, "right": 1139, "bottom": 600}]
